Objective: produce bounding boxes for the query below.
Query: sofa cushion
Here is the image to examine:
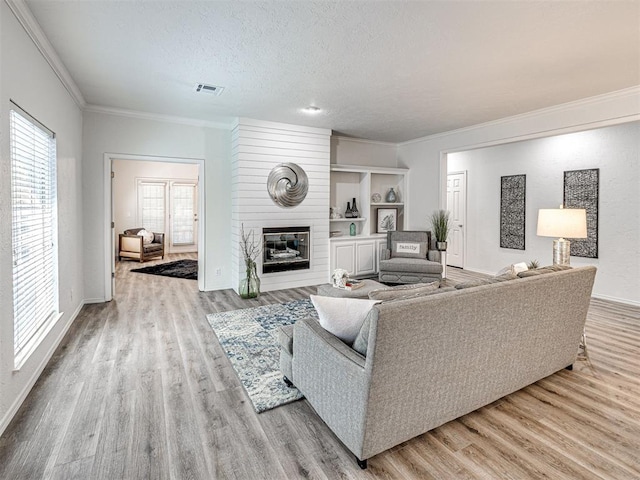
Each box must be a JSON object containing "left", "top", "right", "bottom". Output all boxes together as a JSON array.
[
  {"left": 310, "top": 295, "right": 380, "bottom": 344},
  {"left": 455, "top": 272, "right": 517, "bottom": 289},
  {"left": 517, "top": 265, "right": 571, "bottom": 278},
  {"left": 368, "top": 281, "right": 440, "bottom": 301},
  {"left": 391, "top": 241, "right": 428, "bottom": 259},
  {"left": 379, "top": 257, "right": 443, "bottom": 274},
  {"left": 143, "top": 243, "right": 163, "bottom": 253}
]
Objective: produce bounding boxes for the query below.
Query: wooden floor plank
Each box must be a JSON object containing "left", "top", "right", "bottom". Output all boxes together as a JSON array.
[{"left": 1, "top": 256, "right": 639, "bottom": 479}]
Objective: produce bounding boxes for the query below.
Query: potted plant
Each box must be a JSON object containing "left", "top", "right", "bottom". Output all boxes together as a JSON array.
[
  {"left": 239, "top": 224, "right": 261, "bottom": 299},
  {"left": 429, "top": 209, "right": 452, "bottom": 251}
]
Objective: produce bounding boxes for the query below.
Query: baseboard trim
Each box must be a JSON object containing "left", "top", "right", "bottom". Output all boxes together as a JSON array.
[
  {"left": 0, "top": 300, "right": 85, "bottom": 437},
  {"left": 591, "top": 294, "right": 640, "bottom": 307},
  {"left": 83, "top": 297, "right": 107, "bottom": 304}
]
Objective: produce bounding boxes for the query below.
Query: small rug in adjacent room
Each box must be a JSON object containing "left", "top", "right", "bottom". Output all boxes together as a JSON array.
[
  {"left": 131, "top": 259, "right": 197, "bottom": 280},
  {"left": 206, "top": 299, "right": 318, "bottom": 413}
]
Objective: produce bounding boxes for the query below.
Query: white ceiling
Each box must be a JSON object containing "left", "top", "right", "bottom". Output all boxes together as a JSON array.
[{"left": 25, "top": 0, "right": 640, "bottom": 143}]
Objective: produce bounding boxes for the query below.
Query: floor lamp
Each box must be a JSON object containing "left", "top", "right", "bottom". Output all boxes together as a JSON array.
[{"left": 536, "top": 206, "right": 587, "bottom": 266}]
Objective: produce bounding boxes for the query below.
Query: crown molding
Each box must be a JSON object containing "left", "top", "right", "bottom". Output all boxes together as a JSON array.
[
  {"left": 332, "top": 135, "right": 397, "bottom": 147},
  {"left": 84, "top": 104, "right": 235, "bottom": 130},
  {"left": 6, "top": 0, "right": 86, "bottom": 108},
  {"left": 399, "top": 85, "right": 640, "bottom": 147}
]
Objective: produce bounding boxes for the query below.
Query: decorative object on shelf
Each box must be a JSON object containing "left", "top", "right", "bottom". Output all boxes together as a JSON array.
[
  {"left": 267, "top": 162, "right": 309, "bottom": 207},
  {"left": 330, "top": 231, "right": 342, "bottom": 237},
  {"left": 385, "top": 187, "right": 397, "bottom": 203},
  {"left": 330, "top": 207, "right": 342, "bottom": 219},
  {"left": 345, "top": 201, "right": 353, "bottom": 218},
  {"left": 500, "top": 174, "right": 526, "bottom": 250},
  {"left": 537, "top": 205, "right": 587, "bottom": 266},
  {"left": 377, "top": 208, "right": 398, "bottom": 233},
  {"left": 239, "top": 223, "right": 261, "bottom": 299},
  {"left": 332, "top": 268, "right": 350, "bottom": 288},
  {"left": 351, "top": 198, "right": 359, "bottom": 218},
  {"left": 350, "top": 222, "right": 356, "bottom": 236},
  {"left": 563, "top": 168, "right": 599, "bottom": 258},
  {"left": 429, "top": 209, "right": 452, "bottom": 251},
  {"left": 371, "top": 192, "right": 382, "bottom": 203}
]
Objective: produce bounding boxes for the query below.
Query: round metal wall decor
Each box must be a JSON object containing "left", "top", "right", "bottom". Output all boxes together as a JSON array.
[{"left": 267, "top": 163, "right": 309, "bottom": 207}]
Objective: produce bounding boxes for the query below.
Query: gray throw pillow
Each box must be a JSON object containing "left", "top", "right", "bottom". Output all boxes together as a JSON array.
[{"left": 391, "top": 241, "right": 428, "bottom": 259}]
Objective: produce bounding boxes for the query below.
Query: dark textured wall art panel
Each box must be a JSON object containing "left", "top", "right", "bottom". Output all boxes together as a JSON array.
[
  {"left": 564, "top": 168, "right": 599, "bottom": 258},
  {"left": 500, "top": 174, "right": 526, "bottom": 250}
]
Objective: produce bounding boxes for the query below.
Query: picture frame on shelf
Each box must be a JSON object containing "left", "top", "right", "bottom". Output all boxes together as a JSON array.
[{"left": 377, "top": 208, "right": 398, "bottom": 233}]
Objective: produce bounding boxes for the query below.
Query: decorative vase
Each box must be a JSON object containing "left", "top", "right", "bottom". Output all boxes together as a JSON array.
[
  {"left": 345, "top": 201, "right": 352, "bottom": 218},
  {"left": 386, "top": 188, "right": 397, "bottom": 203},
  {"left": 351, "top": 198, "right": 359, "bottom": 218},
  {"left": 436, "top": 241, "right": 447, "bottom": 251},
  {"left": 350, "top": 222, "right": 356, "bottom": 236},
  {"left": 239, "top": 262, "right": 260, "bottom": 299}
]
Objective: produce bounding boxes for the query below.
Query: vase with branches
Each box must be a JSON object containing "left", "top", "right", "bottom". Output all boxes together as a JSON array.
[
  {"left": 429, "top": 209, "right": 452, "bottom": 251},
  {"left": 239, "top": 224, "right": 261, "bottom": 299}
]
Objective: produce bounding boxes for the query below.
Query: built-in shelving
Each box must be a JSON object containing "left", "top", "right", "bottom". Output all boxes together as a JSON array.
[{"left": 329, "top": 164, "right": 409, "bottom": 277}]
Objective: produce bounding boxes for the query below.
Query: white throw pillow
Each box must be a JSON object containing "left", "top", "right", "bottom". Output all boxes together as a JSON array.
[
  {"left": 137, "top": 229, "right": 155, "bottom": 245},
  {"left": 310, "top": 295, "right": 380, "bottom": 344},
  {"left": 496, "top": 262, "right": 528, "bottom": 276}
]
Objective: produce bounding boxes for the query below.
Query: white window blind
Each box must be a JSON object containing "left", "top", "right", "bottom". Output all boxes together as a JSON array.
[
  {"left": 171, "top": 183, "right": 196, "bottom": 245},
  {"left": 138, "top": 182, "right": 166, "bottom": 233},
  {"left": 10, "top": 105, "right": 58, "bottom": 363}
]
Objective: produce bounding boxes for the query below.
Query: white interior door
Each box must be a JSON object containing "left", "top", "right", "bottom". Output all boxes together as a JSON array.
[{"left": 447, "top": 171, "right": 466, "bottom": 268}]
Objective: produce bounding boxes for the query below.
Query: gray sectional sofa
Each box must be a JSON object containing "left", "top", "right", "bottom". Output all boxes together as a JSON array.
[{"left": 281, "top": 266, "right": 596, "bottom": 468}]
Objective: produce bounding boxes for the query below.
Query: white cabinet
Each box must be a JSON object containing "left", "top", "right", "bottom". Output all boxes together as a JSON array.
[
  {"left": 330, "top": 239, "right": 378, "bottom": 277},
  {"left": 355, "top": 241, "right": 376, "bottom": 276},
  {"left": 331, "top": 242, "right": 355, "bottom": 274}
]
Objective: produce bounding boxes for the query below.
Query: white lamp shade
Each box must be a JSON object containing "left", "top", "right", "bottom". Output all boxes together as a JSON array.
[{"left": 537, "top": 208, "right": 587, "bottom": 238}]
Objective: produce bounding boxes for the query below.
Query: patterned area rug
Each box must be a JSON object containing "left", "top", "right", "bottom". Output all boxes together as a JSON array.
[
  {"left": 206, "top": 299, "right": 318, "bottom": 413},
  {"left": 131, "top": 259, "right": 197, "bottom": 280}
]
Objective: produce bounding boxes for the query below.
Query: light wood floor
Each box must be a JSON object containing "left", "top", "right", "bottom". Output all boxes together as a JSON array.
[{"left": 1, "top": 255, "right": 639, "bottom": 479}]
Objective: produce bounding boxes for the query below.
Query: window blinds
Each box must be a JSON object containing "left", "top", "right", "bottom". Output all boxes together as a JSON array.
[{"left": 10, "top": 106, "right": 58, "bottom": 362}]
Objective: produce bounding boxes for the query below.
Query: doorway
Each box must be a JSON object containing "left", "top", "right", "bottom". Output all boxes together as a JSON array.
[
  {"left": 447, "top": 171, "right": 466, "bottom": 268},
  {"left": 104, "top": 154, "right": 205, "bottom": 300}
]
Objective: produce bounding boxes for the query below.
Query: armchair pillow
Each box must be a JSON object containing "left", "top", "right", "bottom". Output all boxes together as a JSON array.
[
  {"left": 310, "top": 295, "right": 380, "bottom": 344},
  {"left": 391, "top": 241, "right": 428, "bottom": 259},
  {"left": 137, "top": 229, "right": 155, "bottom": 245}
]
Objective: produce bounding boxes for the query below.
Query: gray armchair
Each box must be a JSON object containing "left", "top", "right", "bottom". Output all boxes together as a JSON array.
[
  {"left": 118, "top": 227, "right": 165, "bottom": 262},
  {"left": 378, "top": 230, "right": 442, "bottom": 284}
]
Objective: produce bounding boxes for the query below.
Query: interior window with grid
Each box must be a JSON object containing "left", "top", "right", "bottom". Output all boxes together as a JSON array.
[
  {"left": 10, "top": 104, "right": 59, "bottom": 365},
  {"left": 138, "top": 182, "right": 166, "bottom": 234}
]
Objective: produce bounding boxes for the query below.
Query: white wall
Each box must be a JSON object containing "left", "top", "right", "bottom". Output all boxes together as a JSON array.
[
  {"left": 448, "top": 122, "right": 639, "bottom": 304},
  {"left": 397, "top": 88, "right": 640, "bottom": 304},
  {"left": 398, "top": 88, "right": 640, "bottom": 232},
  {"left": 331, "top": 136, "right": 397, "bottom": 167},
  {"left": 112, "top": 159, "right": 199, "bottom": 253},
  {"left": 82, "top": 111, "right": 232, "bottom": 299},
  {"left": 0, "top": 2, "right": 84, "bottom": 434},
  {"left": 232, "top": 119, "right": 331, "bottom": 292}
]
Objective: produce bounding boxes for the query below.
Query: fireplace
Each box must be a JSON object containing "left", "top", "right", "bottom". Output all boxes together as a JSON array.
[{"left": 262, "top": 227, "right": 310, "bottom": 274}]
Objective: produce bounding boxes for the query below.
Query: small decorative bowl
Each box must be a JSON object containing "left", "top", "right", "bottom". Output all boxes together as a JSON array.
[{"left": 371, "top": 193, "right": 382, "bottom": 203}]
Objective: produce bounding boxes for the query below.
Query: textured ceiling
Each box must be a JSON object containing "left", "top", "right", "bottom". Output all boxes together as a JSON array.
[{"left": 25, "top": 0, "right": 640, "bottom": 143}]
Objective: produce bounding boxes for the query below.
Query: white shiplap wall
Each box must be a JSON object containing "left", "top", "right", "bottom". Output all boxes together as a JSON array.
[{"left": 232, "top": 118, "right": 331, "bottom": 292}]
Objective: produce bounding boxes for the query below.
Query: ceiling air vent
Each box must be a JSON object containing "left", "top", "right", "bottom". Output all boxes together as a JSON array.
[{"left": 194, "top": 83, "right": 225, "bottom": 96}]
